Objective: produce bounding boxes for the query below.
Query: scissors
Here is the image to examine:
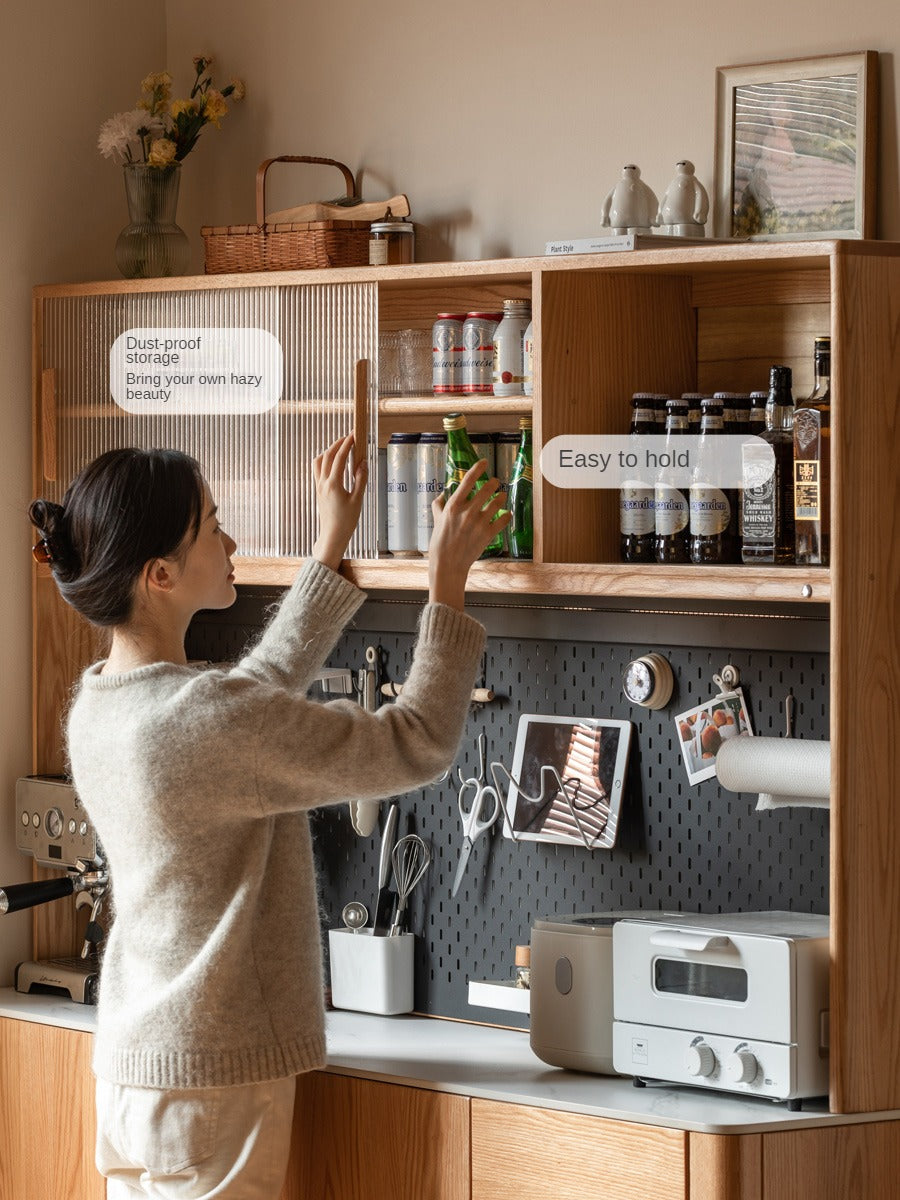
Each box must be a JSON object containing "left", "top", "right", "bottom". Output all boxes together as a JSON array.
[{"left": 451, "top": 733, "right": 502, "bottom": 898}]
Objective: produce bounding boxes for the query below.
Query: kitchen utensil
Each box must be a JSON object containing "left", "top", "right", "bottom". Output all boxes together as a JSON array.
[
  {"left": 373, "top": 802, "right": 399, "bottom": 936},
  {"left": 451, "top": 733, "right": 502, "bottom": 898},
  {"left": 341, "top": 901, "right": 369, "bottom": 933},
  {"left": 389, "top": 834, "right": 430, "bottom": 936},
  {"left": 349, "top": 646, "right": 382, "bottom": 837}
]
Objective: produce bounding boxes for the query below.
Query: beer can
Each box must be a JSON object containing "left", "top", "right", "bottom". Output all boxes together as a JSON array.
[
  {"left": 432, "top": 314, "right": 466, "bottom": 394},
  {"left": 377, "top": 446, "right": 388, "bottom": 554},
  {"left": 495, "top": 430, "right": 521, "bottom": 554},
  {"left": 461, "top": 312, "right": 502, "bottom": 394},
  {"left": 492, "top": 299, "right": 532, "bottom": 397},
  {"left": 416, "top": 432, "right": 448, "bottom": 553},
  {"left": 470, "top": 432, "right": 496, "bottom": 479},
  {"left": 386, "top": 433, "right": 421, "bottom": 556}
]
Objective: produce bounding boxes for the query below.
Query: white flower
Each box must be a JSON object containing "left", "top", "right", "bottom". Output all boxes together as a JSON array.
[{"left": 97, "top": 110, "right": 145, "bottom": 161}]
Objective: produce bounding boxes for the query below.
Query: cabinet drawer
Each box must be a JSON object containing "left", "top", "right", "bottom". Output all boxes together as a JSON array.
[
  {"left": 471, "top": 1098, "right": 687, "bottom": 1200},
  {"left": 284, "top": 1071, "right": 469, "bottom": 1200}
]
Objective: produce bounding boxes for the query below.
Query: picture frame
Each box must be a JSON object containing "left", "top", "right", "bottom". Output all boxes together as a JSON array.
[
  {"left": 674, "top": 689, "right": 753, "bottom": 785},
  {"left": 501, "top": 714, "right": 632, "bottom": 849},
  {"left": 714, "top": 51, "right": 878, "bottom": 240}
]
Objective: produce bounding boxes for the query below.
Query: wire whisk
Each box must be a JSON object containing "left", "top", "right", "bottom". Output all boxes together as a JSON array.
[{"left": 389, "top": 834, "right": 431, "bottom": 936}]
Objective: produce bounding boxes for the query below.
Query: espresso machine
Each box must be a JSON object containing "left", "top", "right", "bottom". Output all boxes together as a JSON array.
[{"left": 1, "top": 776, "right": 108, "bottom": 1004}]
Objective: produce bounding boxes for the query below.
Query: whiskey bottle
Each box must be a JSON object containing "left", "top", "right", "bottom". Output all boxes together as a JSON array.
[
  {"left": 442, "top": 412, "right": 505, "bottom": 557},
  {"left": 741, "top": 365, "right": 796, "bottom": 564},
  {"left": 689, "top": 398, "right": 738, "bottom": 563},
  {"left": 620, "top": 394, "right": 657, "bottom": 562},
  {"left": 507, "top": 416, "right": 533, "bottom": 559},
  {"left": 748, "top": 391, "right": 767, "bottom": 436},
  {"left": 793, "top": 336, "right": 831, "bottom": 566},
  {"left": 654, "top": 398, "right": 691, "bottom": 564}
]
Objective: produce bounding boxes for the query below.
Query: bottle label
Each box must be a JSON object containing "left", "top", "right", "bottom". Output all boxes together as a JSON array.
[
  {"left": 369, "top": 238, "right": 389, "bottom": 266},
  {"left": 512, "top": 464, "right": 534, "bottom": 485},
  {"left": 620, "top": 486, "right": 655, "bottom": 535},
  {"left": 689, "top": 487, "right": 730, "bottom": 535},
  {"left": 794, "top": 460, "right": 820, "bottom": 520},
  {"left": 654, "top": 484, "right": 688, "bottom": 534}
]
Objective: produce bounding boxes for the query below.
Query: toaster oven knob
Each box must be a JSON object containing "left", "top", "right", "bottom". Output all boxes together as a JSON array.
[
  {"left": 684, "top": 1042, "right": 716, "bottom": 1077},
  {"left": 725, "top": 1049, "right": 759, "bottom": 1084}
]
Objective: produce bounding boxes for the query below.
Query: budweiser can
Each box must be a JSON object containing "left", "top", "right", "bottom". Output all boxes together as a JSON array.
[
  {"left": 432, "top": 314, "right": 465, "bottom": 394},
  {"left": 386, "top": 433, "right": 420, "bottom": 557},
  {"left": 461, "top": 312, "right": 502, "bottom": 394},
  {"left": 416, "top": 432, "right": 447, "bottom": 553}
]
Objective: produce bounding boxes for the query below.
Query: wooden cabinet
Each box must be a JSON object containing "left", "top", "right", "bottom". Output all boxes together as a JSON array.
[
  {"left": 471, "top": 1098, "right": 687, "bottom": 1200},
  {"left": 29, "top": 243, "right": 900, "bottom": 1120},
  {"left": 283, "top": 1072, "right": 468, "bottom": 1200},
  {"left": 0, "top": 1019, "right": 103, "bottom": 1200}
]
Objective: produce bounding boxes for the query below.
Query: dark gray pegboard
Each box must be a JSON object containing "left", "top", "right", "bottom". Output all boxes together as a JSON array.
[{"left": 187, "top": 590, "right": 829, "bottom": 1029}]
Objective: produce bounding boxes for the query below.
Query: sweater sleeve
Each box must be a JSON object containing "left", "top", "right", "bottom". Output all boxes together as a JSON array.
[
  {"left": 246, "top": 601, "right": 486, "bottom": 815},
  {"left": 234, "top": 557, "right": 366, "bottom": 693}
]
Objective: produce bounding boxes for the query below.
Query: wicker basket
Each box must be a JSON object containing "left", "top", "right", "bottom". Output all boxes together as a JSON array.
[{"left": 201, "top": 156, "right": 372, "bottom": 273}]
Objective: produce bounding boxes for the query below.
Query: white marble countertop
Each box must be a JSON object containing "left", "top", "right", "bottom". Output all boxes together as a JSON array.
[{"left": 3, "top": 988, "right": 899, "bottom": 1134}]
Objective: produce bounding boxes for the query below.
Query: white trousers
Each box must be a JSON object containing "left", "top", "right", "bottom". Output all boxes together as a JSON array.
[{"left": 96, "top": 1075, "right": 296, "bottom": 1199}]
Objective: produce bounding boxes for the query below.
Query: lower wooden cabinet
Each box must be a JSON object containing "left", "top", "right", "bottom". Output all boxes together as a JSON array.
[
  {"left": 5, "top": 1017, "right": 900, "bottom": 1200},
  {"left": 471, "top": 1097, "right": 687, "bottom": 1200},
  {"left": 283, "top": 1071, "right": 469, "bottom": 1200},
  {"left": 0, "top": 1019, "right": 103, "bottom": 1200}
]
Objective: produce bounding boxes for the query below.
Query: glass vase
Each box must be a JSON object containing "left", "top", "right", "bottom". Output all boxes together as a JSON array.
[{"left": 115, "top": 162, "right": 190, "bottom": 279}]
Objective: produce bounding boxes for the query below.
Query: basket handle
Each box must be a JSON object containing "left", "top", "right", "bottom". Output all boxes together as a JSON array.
[{"left": 255, "top": 156, "right": 358, "bottom": 226}]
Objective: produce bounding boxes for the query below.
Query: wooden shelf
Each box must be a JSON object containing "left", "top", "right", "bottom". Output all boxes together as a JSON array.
[
  {"left": 378, "top": 394, "right": 532, "bottom": 416},
  {"left": 232, "top": 556, "right": 831, "bottom": 603}
]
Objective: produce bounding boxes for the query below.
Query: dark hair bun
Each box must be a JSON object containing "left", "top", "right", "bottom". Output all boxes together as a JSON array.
[{"left": 28, "top": 498, "right": 75, "bottom": 574}]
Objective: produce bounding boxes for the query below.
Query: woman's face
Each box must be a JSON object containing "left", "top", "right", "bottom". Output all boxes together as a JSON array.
[{"left": 170, "top": 484, "right": 238, "bottom": 614}]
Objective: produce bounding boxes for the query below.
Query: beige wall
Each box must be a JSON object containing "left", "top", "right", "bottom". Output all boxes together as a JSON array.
[
  {"left": 167, "top": 0, "right": 898, "bottom": 268},
  {"left": 0, "top": 2, "right": 896, "bottom": 980},
  {"left": 0, "top": 4, "right": 165, "bottom": 981}
]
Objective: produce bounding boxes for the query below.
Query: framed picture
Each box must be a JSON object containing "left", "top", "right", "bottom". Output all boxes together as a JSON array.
[
  {"left": 501, "top": 714, "right": 633, "bottom": 849},
  {"left": 714, "top": 51, "right": 878, "bottom": 240},
  {"left": 674, "top": 690, "right": 753, "bottom": 785}
]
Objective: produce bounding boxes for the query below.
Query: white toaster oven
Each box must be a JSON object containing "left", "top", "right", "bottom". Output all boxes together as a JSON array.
[{"left": 612, "top": 911, "right": 829, "bottom": 1106}]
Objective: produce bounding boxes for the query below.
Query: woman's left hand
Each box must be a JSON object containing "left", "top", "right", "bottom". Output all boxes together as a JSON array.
[{"left": 312, "top": 434, "right": 368, "bottom": 570}]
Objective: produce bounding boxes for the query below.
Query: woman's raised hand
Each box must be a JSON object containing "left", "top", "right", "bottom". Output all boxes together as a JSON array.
[
  {"left": 427, "top": 460, "right": 510, "bottom": 610},
  {"left": 312, "top": 434, "right": 368, "bottom": 571}
]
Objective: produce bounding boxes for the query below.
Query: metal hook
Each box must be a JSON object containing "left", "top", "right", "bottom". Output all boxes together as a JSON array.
[{"left": 488, "top": 761, "right": 607, "bottom": 851}]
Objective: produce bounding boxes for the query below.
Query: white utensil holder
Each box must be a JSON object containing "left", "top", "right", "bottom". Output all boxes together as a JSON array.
[{"left": 328, "top": 928, "right": 415, "bottom": 1015}]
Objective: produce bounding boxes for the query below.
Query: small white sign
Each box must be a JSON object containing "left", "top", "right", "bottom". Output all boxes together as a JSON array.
[{"left": 109, "top": 327, "right": 283, "bottom": 415}]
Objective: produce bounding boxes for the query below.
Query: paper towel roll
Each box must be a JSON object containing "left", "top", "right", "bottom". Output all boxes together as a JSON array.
[{"left": 715, "top": 737, "right": 830, "bottom": 809}]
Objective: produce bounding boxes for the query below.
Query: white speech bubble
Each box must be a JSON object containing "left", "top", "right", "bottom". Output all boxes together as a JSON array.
[
  {"left": 110, "top": 327, "right": 283, "bottom": 414},
  {"left": 540, "top": 435, "right": 773, "bottom": 489}
]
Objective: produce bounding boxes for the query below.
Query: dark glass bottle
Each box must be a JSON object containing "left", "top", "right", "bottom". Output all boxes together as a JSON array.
[
  {"left": 442, "top": 412, "right": 505, "bottom": 557},
  {"left": 507, "top": 416, "right": 533, "bottom": 559},
  {"left": 793, "top": 336, "right": 831, "bottom": 566},
  {"left": 654, "top": 398, "right": 691, "bottom": 564},
  {"left": 748, "top": 391, "right": 768, "bottom": 436},
  {"left": 681, "top": 392, "right": 704, "bottom": 434},
  {"left": 689, "top": 398, "right": 739, "bottom": 563},
  {"left": 741, "top": 366, "right": 796, "bottom": 564},
  {"left": 620, "top": 394, "right": 657, "bottom": 562}
]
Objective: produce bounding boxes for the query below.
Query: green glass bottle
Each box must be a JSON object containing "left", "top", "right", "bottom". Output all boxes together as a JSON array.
[
  {"left": 508, "top": 416, "right": 533, "bottom": 559},
  {"left": 442, "top": 412, "right": 505, "bottom": 558}
]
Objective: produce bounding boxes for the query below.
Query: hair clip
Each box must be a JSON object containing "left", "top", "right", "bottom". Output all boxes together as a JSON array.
[{"left": 31, "top": 538, "right": 53, "bottom": 565}]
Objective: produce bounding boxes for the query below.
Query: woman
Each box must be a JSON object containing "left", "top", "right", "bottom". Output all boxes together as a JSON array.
[{"left": 29, "top": 434, "right": 506, "bottom": 1199}]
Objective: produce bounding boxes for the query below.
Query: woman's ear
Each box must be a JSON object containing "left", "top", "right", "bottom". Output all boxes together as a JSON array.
[{"left": 142, "top": 558, "right": 177, "bottom": 595}]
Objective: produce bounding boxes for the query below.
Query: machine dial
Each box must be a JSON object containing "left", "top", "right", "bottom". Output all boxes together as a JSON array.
[
  {"left": 44, "top": 807, "right": 64, "bottom": 840},
  {"left": 684, "top": 1042, "right": 716, "bottom": 1078},
  {"left": 725, "top": 1049, "right": 759, "bottom": 1084}
]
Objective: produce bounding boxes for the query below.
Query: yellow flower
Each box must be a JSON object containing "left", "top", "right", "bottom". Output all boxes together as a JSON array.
[
  {"left": 193, "top": 54, "right": 213, "bottom": 72},
  {"left": 171, "top": 99, "right": 199, "bottom": 120},
  {"left": 203, "top": 89, "right": 228, "bottom": 127},
  {"left": 141, "top": 71, "right": 172, "bottom": 95},
  {"left": 229, "top": 78, "right": 246, "bottom": 101},
  {"left": 147, "top": 137, "right": 177, "bottom": 167}
]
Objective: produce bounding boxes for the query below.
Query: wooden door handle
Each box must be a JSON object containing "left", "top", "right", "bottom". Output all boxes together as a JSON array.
[{"left": 41, "top": 368, "right": 57, "bottom": 483}]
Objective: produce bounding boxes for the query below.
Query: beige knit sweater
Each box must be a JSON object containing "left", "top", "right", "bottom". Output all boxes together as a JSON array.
[{"left": 66, "top": 558, "right": 485, "bottom": 1089}]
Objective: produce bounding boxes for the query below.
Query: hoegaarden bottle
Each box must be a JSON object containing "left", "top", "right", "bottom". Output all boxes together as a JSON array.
[
  {"left": 507, "top": 416, "right": 533, "bottom": 559},
  {"left": 442, "top": 412, "right": 505, "bottom": 558}
]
